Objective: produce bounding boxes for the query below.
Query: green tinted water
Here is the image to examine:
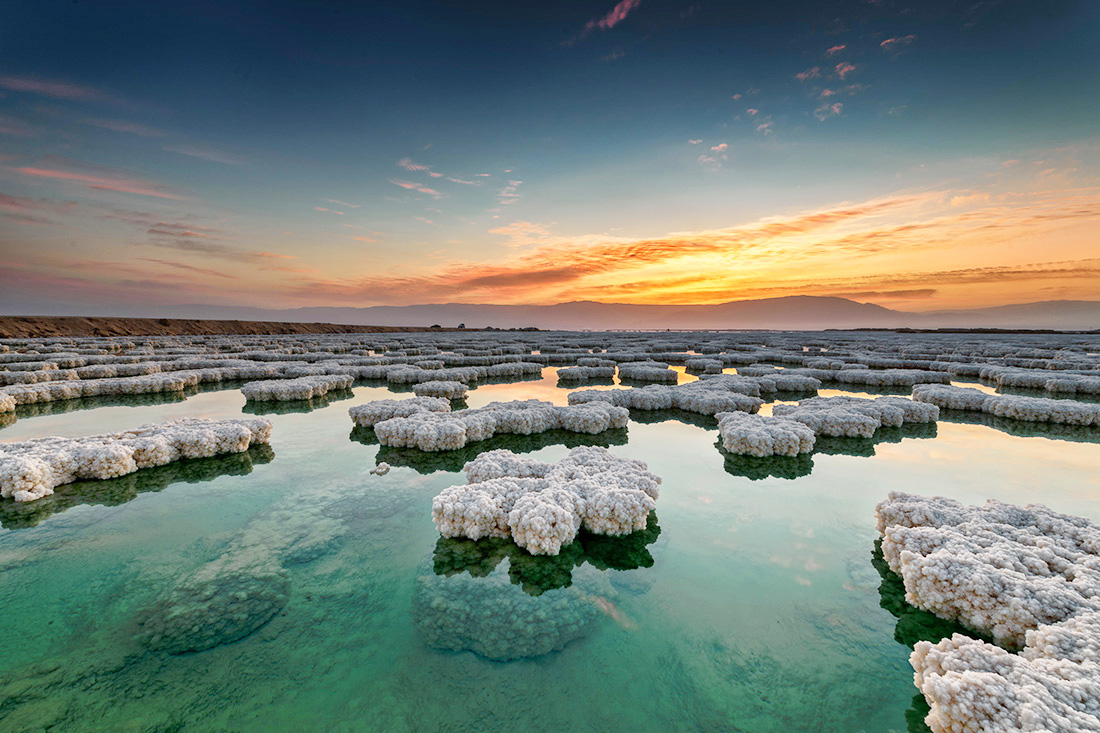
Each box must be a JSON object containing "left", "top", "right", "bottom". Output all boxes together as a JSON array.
[{"left": 1, "top": 369, "right": 1098, "bottom": 731}]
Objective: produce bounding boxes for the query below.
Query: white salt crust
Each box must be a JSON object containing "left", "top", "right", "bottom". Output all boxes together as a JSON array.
[
  {"left": 412, "top": 380, "right": 469, "bottom": 399},
  {"left": 913, "top": 384, "right": 1100, "bottom": 426},
  {"left": 772, "top": 396, "right": 939, "bottom": 438},
  {"left": 568, "top": 377, "right": 764, "bottom": 416},
  {"left": 876, "top": 492, "right": 1100, "bottom": 732},
  {"left": 0, "top": 417, "right": 272, "bottom": 502},
  {"left": 367, "top": 399, "right": 629, "bottom": 452},
  {"left": 241, "top": 374, "right": 353, "bottom": 401},
  {"left": 431, "top": 446, "right": 661, "bottom": 555},
  {"left": 715, "top": 411, "right": 816, "bottom": 456}
]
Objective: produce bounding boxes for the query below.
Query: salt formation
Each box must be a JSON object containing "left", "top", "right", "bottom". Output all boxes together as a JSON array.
[
  {"left": 910, "top": 613, "right": 1100, "bottom": 733},
  {"left": 0, "top": 417, "right": 272, "bottom": 502},
  {"left": 569, "top": 378, "right": 763, "bottom": 416},
  {"left": 617, "top": 362, "right": 679, "bottom": 383},
  {"left": 432, "top": 446, "right": 660, "bottom": 555},
  {"left": 364, "top": 399, "right": 630, "bottom": 452},
  {"left": 347, "top": 396, "right": 451, "bottom": 427},
  {"left": 411, "top": 565, "right": 605, "bottom": 661},
  {"left": 0, "top": 393, "right": 14, "bottom": 414},
  {"left": 715, "top": 411, "right": 816, "bottom": 456},
  {"left": 556, "top": 366, "right": 616, "bottom": 380},
  {"left": 773, "top": 396, "right": 938, "bottom": 438},
  {"left": 412, "top": 380, "right": 468, "bottom": 399},
  {"left": 913, "top": 385, "right": 1100, "bottom": 425},
  {"left": 369, "top": 462, "right": 390, "bottom": 476},
  {"left": 876, "top": 492, "right": 1100, "bottom": 732},
  {"left": 240, "top": 374, "right": 353, "bottom": 401}
]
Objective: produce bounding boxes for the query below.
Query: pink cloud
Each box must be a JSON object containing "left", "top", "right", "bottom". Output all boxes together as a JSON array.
[
  {"left": 795, "top": 67, "right": 821, "bottom": 81},
  {"left": 731, "top": 93, "right": 742, "bottom": 100},
  {"left": 688, "top": 139, "right": 702, "bottom": 144},
  {"left": 583, "top": 0, "right": 642, "bottom": 34},
  {"left": 710, "top": 143, "right": 728, "bottom": 152},
  {"left": 814, "top": 102, "right": 844, "bottom": 121},
  {"left": 880, "top": 35, "right": 917, "bottom": 51},
  {"left": 164, "top": 144, "right": 243, "bottom": 165},
  {"left": 834, "top": 62, "right": 857, "bottom": 79},
  {"left": 16, "top": 165, "right": 186, "bottom": 200},
  {"left": 398, "top": 157, "right": 431, "bottom": 172},
  {"left": 389, "top": 179, "right": 441, "bottom": 196},
  {"left": 313, "top": 206, "right": 345, "bottom": 214},
  {"left": 825, "top": 45, "right": 846, "bottom": 57},
  {"left": 0, "top": 74, "right": 108, "bottom": 102},
  {"left": 747, "top": 108, "right": 759, "bottom": 116},
  {"left": 349, "top": 235, "right": 377, "bottom": 243}
]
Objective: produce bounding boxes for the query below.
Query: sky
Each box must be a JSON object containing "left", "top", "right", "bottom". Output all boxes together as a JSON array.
[{"left": 1, "top": 0, "right": 1098, "bottom": 314}]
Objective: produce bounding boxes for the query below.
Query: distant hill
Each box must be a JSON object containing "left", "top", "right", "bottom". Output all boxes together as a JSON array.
[{"left": 1, "top": 296, "right": 1097, "bottom": 331}]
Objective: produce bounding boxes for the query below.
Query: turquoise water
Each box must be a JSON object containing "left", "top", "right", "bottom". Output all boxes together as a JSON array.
[{"left": 1, "top": 368, "right": 1098, "bottom": 731}]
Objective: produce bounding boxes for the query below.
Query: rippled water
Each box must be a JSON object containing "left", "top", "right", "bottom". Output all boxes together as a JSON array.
[{"left": 1, "top": 368, "right": 1098, "bottom": 731}]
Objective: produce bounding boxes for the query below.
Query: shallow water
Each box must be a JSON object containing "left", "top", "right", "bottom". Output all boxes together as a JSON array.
[{"left": 1, "top": 368, "right": 1098, "bottom": 731}]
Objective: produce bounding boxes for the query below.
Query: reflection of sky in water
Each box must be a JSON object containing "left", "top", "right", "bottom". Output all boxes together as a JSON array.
[{"left": 0, "top": 369, "right": 1096, "bottom": 730}]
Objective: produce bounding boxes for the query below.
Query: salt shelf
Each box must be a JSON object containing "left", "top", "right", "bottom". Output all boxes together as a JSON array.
[
  {"left": 773, "top": 396, "right": 938, "bottom": 438},
  {"left": 569, "top": 378, "right": 763, "bottom": 416},
  {"left": 241, "top": 374, "right": 353, "bottom": 401},
  {"left": 432, "top": 446, "right": 661, "bottom": 555},
  {"left": 876, "top": 492, "right": 1100, "bottom": 732},
  {"left": 0, "top": 417, "right": 272, "bottom": 502},
  {"left": 913, "top": 384, "right": 1100, "bottom": 425},
  {"left": 715, "top": 411, "right": 816, "bottom": 456}
]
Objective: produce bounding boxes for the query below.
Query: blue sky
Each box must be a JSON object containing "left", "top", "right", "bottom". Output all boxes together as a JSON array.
[{"left": 1, "top": 0, "right": 1098, "bottom": 311}]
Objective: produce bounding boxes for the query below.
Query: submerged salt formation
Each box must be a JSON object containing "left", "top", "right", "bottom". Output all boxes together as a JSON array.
[
  {"left": 0, "top": 417, "right": 272, "bottom": 503},
  {"left": 773, "top": 396, "right": 938, "bottom": 438},
  {"left": 432, "top": 446, "right": 660, "bottom": 555},
  {"left": 363, "top": 399, "right": 629, "bottom": 452},
  {"left": 411, "top": 564, "right": 606, "bottom": 661},
  {"left": 241, "top": 374, "right": 353, "bottom": 401},
  {"left": 876, "top": 492, "right": 1100, "bottom": 733}
]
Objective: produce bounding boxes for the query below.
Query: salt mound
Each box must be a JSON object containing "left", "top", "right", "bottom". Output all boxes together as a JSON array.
[
  {"left": 913, "top": 385, "right": 1100, "bottom": 425},
  {"left": 432, "top": 446, "right": 661, "bottom": 555},
  {"left": 877, "top": 492, "right": 1100, "bottom": 731},
  {"left": 568, "top": 378, "right": 763, "bottom": 416},
  {"left": 715, "top": 411, "right": 816, "bottom": 456},
  {"left": 241, "top": 374, "right": 353, "bottom": 401},
  {"left": 773, "top": 396, "right": 938, "bottom": 438},
  {"left": 412, "top": 380, "right": 468, "bottom": 399},
  {"left": 0, "top": 417, "right": 273, "bottom": 503},
  {"left": 347, "top": 397, "right": 451, "bottom": 427},
  {"left": 368, "top": 399, "right": 629, "bottom": 452}
]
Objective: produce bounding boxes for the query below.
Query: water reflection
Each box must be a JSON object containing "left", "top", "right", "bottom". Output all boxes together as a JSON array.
[
  {"left": 937, "top": 409, "right": 1100, "bottom": 444},
  {"left": 349, "top": 426, "right": 629, "bottom": 474},
  {"left": 432, "top": 512, "right": 661, "bottom": 596},
  {"left": 0, "top": 444, "right": 275, "bottom": 530},
  {"left": 241, "top": 388, "right": 354, "bottom": 415}
]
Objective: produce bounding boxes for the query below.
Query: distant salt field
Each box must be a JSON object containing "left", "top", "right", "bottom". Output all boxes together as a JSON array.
[{"left": 1, "top": 330, "right": 1098, "bottom": 731}]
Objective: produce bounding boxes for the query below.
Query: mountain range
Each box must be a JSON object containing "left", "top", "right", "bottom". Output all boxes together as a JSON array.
[{"left": 2, "top": 296, "right": 1097, "bottom": 331}]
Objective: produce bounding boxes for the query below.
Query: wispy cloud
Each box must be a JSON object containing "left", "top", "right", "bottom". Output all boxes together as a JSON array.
[
  {"left": 498, "top": 180, "right": 522, "bottom": 205},
  {"left": 326, "top": 198, "right": 361, "bottom": 208},
  {"left": 814, "top": 102, "right": 843, "bottom": 121},
  {"left": 0, "top": 113, "right": 37, "bottom": 137},
  {"left": 824, "top": 45, "right": 847, "bottom": 57},
  {"left": 880, "top": 35, "right": 917, "bottom": 52},
  {"left": 15, "top": 159, "right": 187, "bottom": 200},
  {"left": 688, "top": 139, "right": 702, "bottom": 144},
  {"left": 834, "top": 62, "right": 857, "bottom": 79},
  {"left": 795, "top": 67, "right": 821, "bottom": 81},
  {"left": 83, "top": 118, "right": 166, "bottom": 137},
  {"left": 313, "top": 206, "right": 344, "bottom": 214},
  {"left": 164, "top": 144, "right": 243, "bottom": 165},
  {"left": 390, "top": 179, "right": 441, "bottom": 196},
  {"left": 582, "top": 0, "right": 641, "bottom": 34},
  {"left": 0, "top": 74, "right": 109, "bottom": 102}
]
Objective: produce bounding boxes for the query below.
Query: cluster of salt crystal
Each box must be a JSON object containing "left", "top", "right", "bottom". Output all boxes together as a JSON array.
[
  {"left": 876, "top": 492, "right": 1100, "bottom": 732},
  {"left": 910, "top": 612, "right": 1100, "bottom": 733},
  {"left": 568, "top": 377, "right": 763, "bottom": 416},
  {"left": 0, "top": 417, "right": 272, "bottom": 502},
  {"left": 617, "top": 362, "right": 679, "bottom": 383},
  {"left": 715, "top": 411, "right": 816, "bottom": 456},
  {"left": 0, "top": 393, "right": 14, "bottom": 414},
  {"left": 913, "top": 384, "right": 1100, "bottom": 425},
  {"left": 368, "top": 399, "right": 629, "bottom": 452},
  {"left": 240, "top": 374, "right": 353, "bottom": 401},
  {"left": 347, "top": 397, "right": 452, "bottom": 427},
  {"left": 556, "top": 366, "right": 616, "bottom": 380},
  {"left": 773, "top": 396, "right": 938, "bottom": 438},
  {"left": 412, "top": 380, "right": 468, "bottom": 399},
  {"left": 431, "top": 446, "right": 661, "bottom": 555}
]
